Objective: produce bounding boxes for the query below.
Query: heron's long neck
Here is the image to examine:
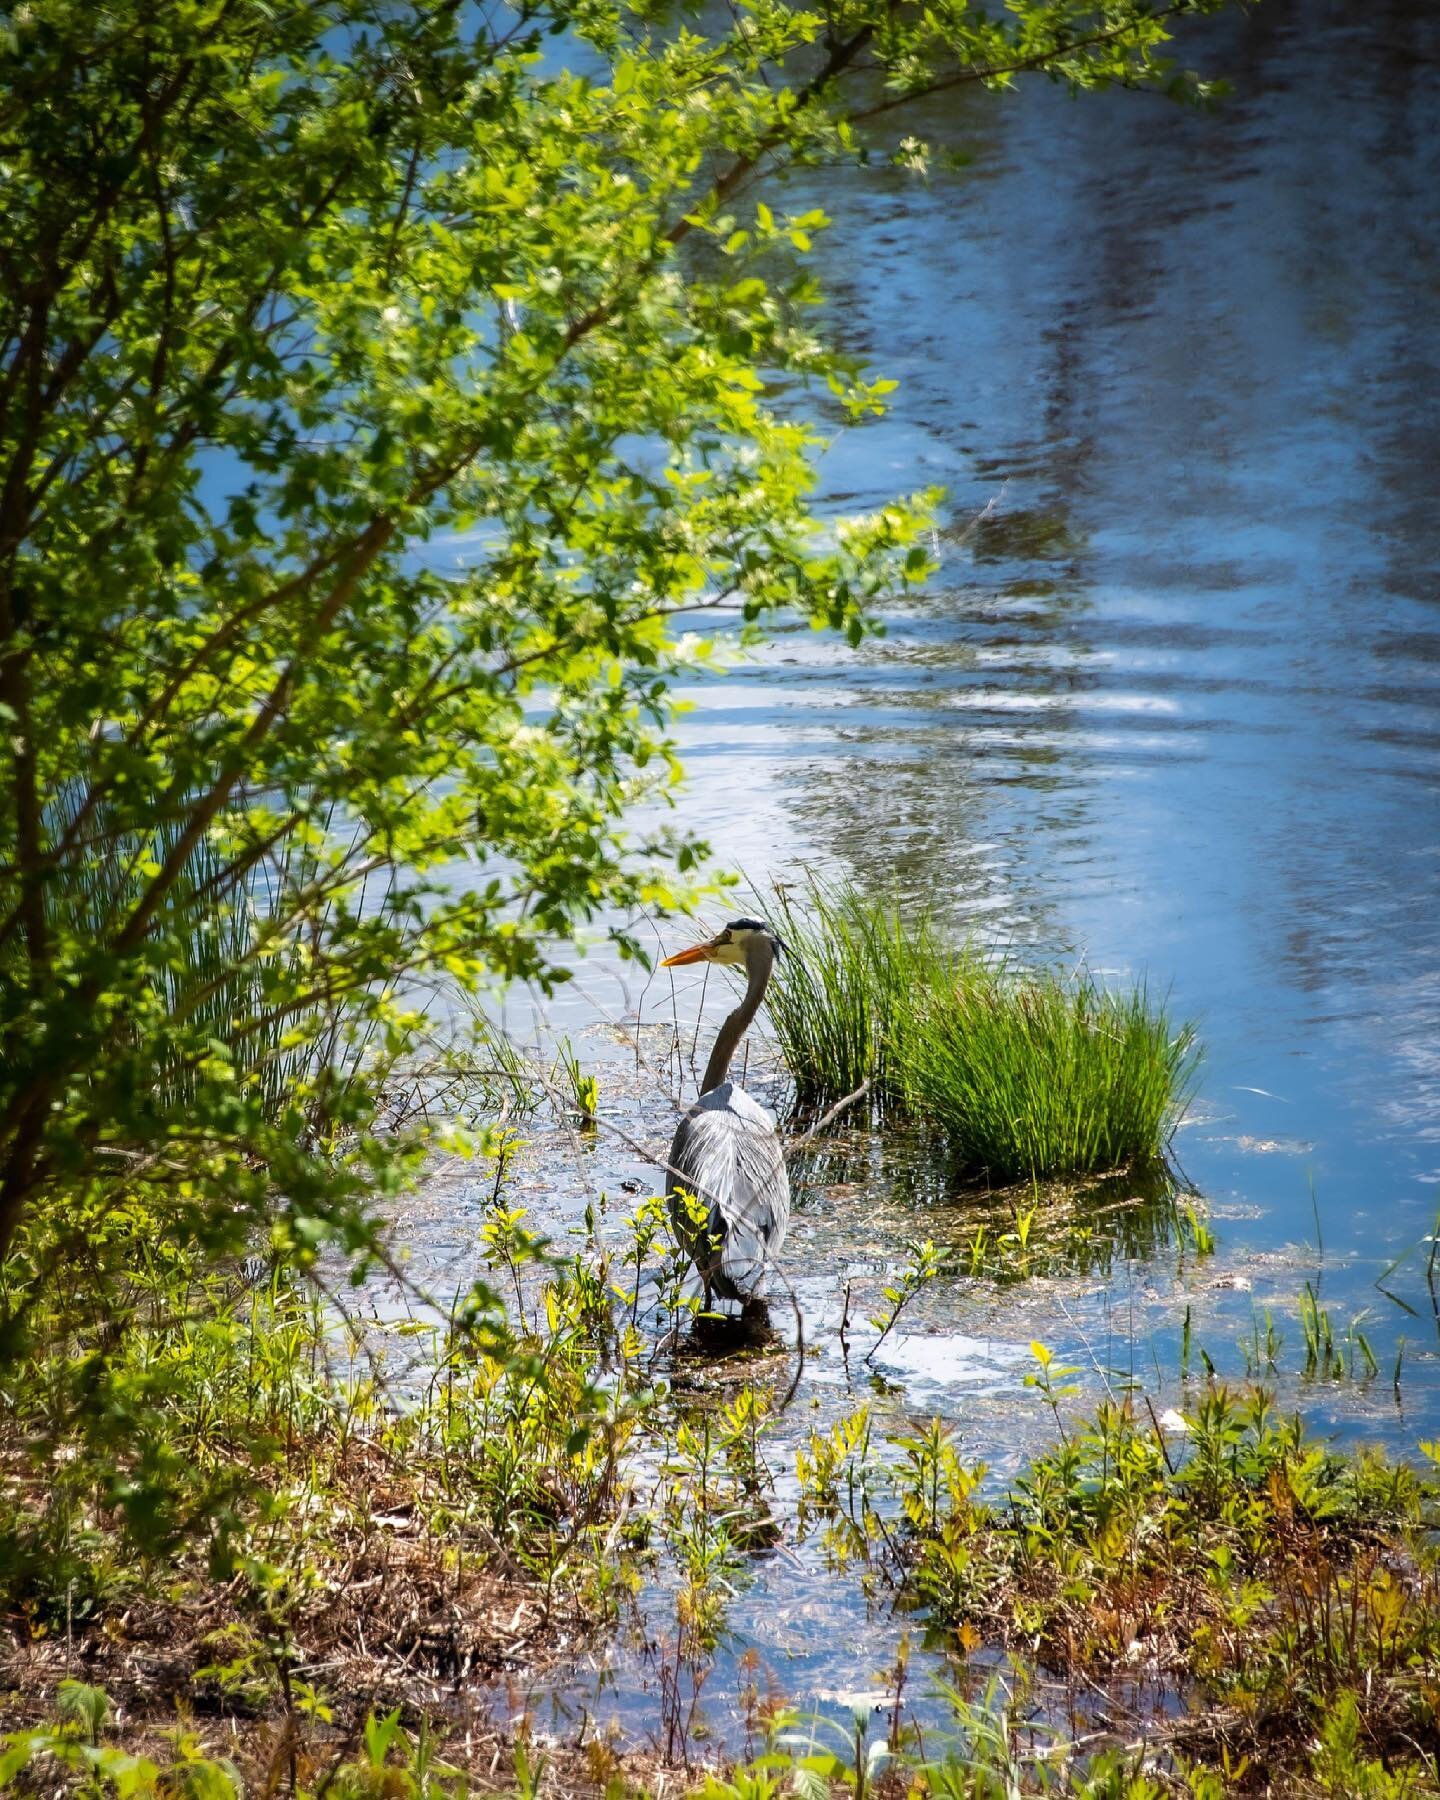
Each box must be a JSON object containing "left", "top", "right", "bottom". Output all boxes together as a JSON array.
[{"left": 701, "top": 939, "right": 774, "bottom": 1095}]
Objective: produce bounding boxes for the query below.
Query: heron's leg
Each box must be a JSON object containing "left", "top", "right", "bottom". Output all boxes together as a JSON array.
[{"left": 738, "top": 1296, "right": 775, "bottom": 1342}]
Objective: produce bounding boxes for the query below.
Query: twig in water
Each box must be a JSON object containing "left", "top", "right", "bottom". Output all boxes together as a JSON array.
[
  {"left": 1143, "top": 1392, "right": 1177, "bottom": 1477},
  {"left": 1427, "top": 1200, "right": 1440, "bottom": 1292},
  {"left": 786, "top": 1079, "right": 872, "bottom": 1153}
]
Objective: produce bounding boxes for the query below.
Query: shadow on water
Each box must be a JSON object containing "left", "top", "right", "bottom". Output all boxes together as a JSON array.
[{"left": 793, "top": 1124, "right": 1193, "bottom": 1283}]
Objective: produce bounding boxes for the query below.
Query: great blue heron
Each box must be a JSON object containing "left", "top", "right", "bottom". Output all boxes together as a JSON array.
[{"left": 661, "top": 918, "right": 789, "bottom": 1310}]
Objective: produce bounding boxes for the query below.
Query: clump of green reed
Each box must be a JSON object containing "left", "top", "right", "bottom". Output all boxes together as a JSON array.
[
  {"left": 901, "top": 968, "right": 1197, "bottom": 1179},
  {"left": 767, "top": 880, "right": 953, "bottom": 1114},
  {"left": 766, "top": 879, "right": 1197, "bottom": 1180}
]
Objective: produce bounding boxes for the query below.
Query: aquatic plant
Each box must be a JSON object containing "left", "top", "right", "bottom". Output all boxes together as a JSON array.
[
  {"left": 555, "top": 1035, "right": 601, "bottom": 1129},
  {"left": 795, "top": 1381, "right": 1440, "bottom": 1793},
  {"left": 766, "top": 880, "right": 951, "bottom": 1115},
  {"left": 1300, "top": 1281, "right": 1379, "bottom": 1382},
  {"left": 866, "top": 1237, "right": 946, "bottom": 1363},
  {"left": 904, "top": 966, "right": 1196, "bottom": 1178},
  {"left": 767, "top": 880, "right": 1198, "bottom": 1180}
]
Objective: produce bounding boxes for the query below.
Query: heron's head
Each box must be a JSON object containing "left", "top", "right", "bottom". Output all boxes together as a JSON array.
[{"left": 660, "top": 918, "right": 787, "bottom": 969}]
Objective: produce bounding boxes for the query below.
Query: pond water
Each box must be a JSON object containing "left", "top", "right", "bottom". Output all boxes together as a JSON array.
[{"left": 415, "top": 0, "right": 1440, "bottom": 1758}]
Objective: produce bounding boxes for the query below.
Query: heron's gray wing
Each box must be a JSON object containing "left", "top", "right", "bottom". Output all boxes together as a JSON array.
[{"left": 667, "top": 1083, "right": 789, "bottom": 1301}]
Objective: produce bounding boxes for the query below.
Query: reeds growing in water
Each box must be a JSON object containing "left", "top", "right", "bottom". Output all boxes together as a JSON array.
[{"left": 766, "top": 880, "right": 1197, "bottom": 1180}]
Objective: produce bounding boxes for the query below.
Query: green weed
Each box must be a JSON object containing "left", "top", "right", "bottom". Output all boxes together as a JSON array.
[
  {"left": 901, "top": 967, "right": 1197, "bottom": 1181},
  {"left": 866, "top": 1237, "right": 946, "bottom": 1362},
  {"left": 1301, "top": 1282, "right": 1379, "bottom": 1382},
  {"left": 1239, "top": 1305, "right": 1282, "bottom": 1378},
  {"left": 767, "top": 880, "right": 1197, "bottom": 1181},
  {"left": 766, "top": 879, "right": 950, "bottom": 1116},
  {"left": 1179, "top": 1201, "right": 1216, "bottom": 1257},
  {"left": 793, "top": 1381, "right": 1440, "bottom": 1792},
  {"left": 555, "top": 1035, "right": 600, "bottom": 1128}
]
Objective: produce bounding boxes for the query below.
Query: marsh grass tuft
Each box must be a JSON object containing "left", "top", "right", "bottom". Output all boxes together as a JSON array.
[
  {"left": 767, "top": 880, "right": 1197, "bottom": 1181},
  {"left": 902, "top": 970, "right": 1196, "bottom": 1179},
  {"left": 766, "top": 880, "right": 946, "bottom": 1115}
]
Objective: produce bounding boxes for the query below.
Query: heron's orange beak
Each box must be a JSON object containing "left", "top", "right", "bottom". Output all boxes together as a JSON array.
[{"left": 660, "top": 940, "right": 715, "bottom": 967}]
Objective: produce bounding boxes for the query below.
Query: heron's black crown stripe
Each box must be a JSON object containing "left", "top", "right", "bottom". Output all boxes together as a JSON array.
[{"left": 726, "top": 917, "right": 769, "bottom": 933}]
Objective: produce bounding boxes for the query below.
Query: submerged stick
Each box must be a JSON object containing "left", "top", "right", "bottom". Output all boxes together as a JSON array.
[
  {"left": 786, "top": 1079, "right": 872, "bottom": 1153},
  {"left": 1143, "top": 1392, "right": 1178, "bottom": 1477}
]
